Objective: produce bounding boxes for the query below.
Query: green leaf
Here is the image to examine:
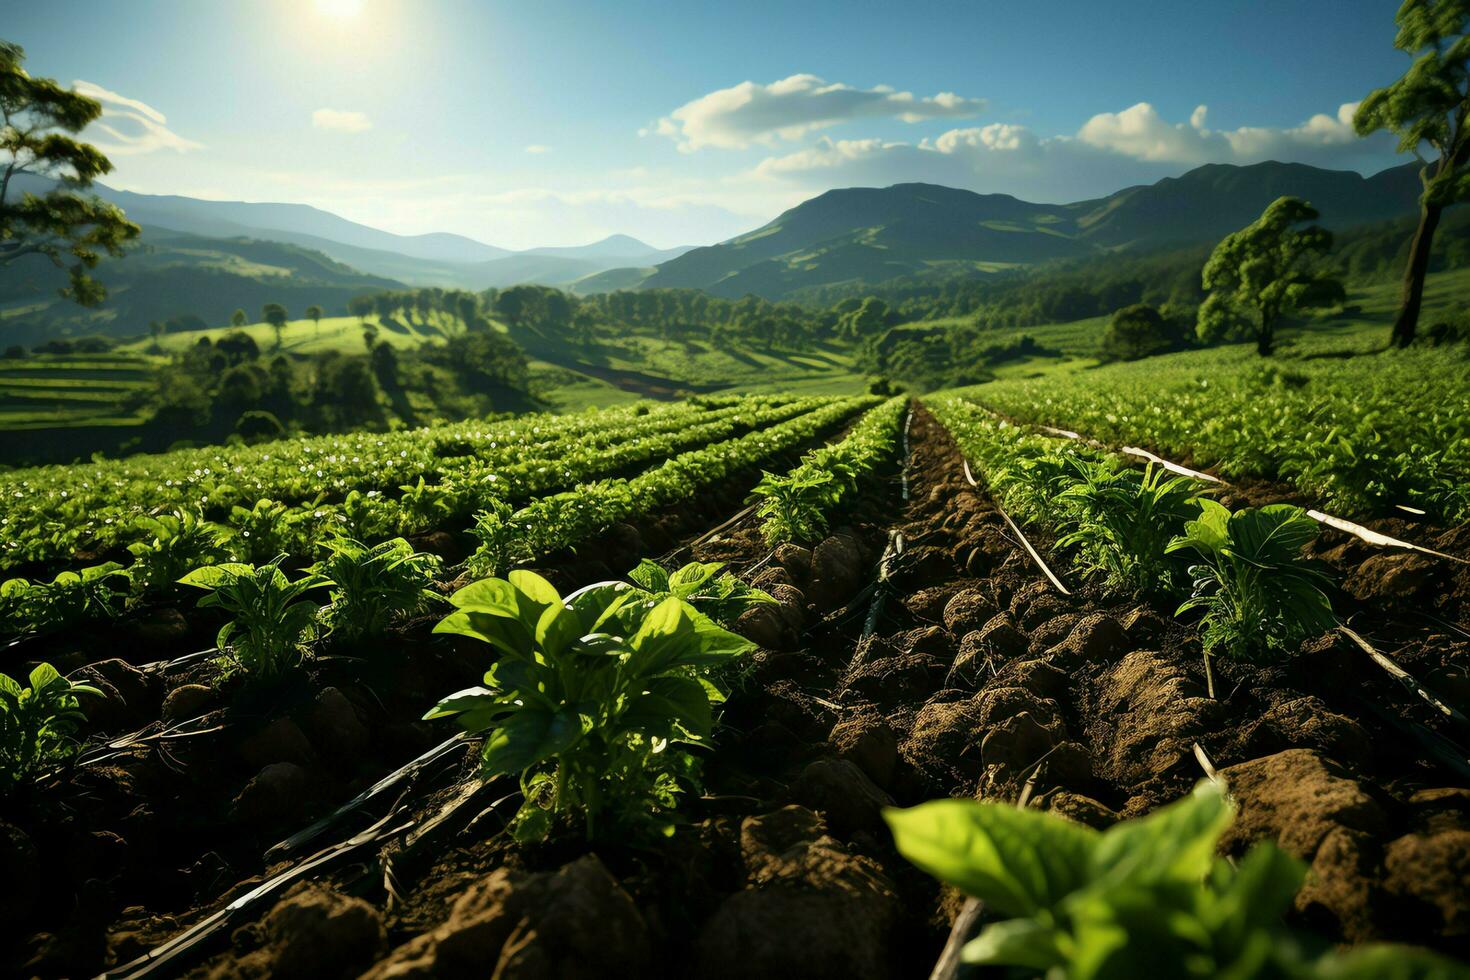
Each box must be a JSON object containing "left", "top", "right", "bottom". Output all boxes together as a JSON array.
[
  {"left": 447, "top": 577, "right": 521, "bottom": 615},
  {"left": 535, "top": 603, "right": 582, "bottom": 658},
  {"left": 627, "top": 597, "right": 695, "bottom": 675},
  {"left": 627, "top": 558, "right": 670, "bottom": 593},
  {"left": 481, "top": 707, "right": 585, "bottom": 775},
  {"left": 1090, "top": 780, "right": 1233, "bottom": 888},
  {"left": 1313, "top": 945, "right": 1469, "bottom": 980},
  {"left": 508, "top": 569, "right": 562, "bottom": 610},
  {"left": 961, "top": 917, "right": 1066, "bottom": 971},
  {"left": 884, "top": 799, "right": 1099, "bottom": 917},
  {"left": 623, "top": 675, "right": 714, "bottom": 739},
  {"left": 1226, "top": 504, "right": 1318, "bottom": 567},
  {"left": 178, "top": 563, "right": 252, "bottom": 589},
  {"left": 667, "top": 560, "right": 723, "bottom": 598},
  {"left": 1168, "top": 499, "right": 1231, "bottom": 556}
]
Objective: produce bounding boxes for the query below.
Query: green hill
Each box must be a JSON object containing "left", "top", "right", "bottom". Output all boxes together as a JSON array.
[
  {"left": 633, "top": 161, "right": 1425, "bottom": 300},
  {"left": 0, "top": 228, "right": 401, "bottom": 347}
]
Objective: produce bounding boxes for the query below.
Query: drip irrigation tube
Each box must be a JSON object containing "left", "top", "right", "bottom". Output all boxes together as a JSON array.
[{"left": 961, "top": 459, "right": 1071, "bottom": 596}]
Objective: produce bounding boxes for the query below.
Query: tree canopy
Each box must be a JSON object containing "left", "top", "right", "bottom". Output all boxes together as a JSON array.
[
  {"left": 1197, "top": 197, "right": 1340, "bottom": 355},
  {"left": 1355, "top": 0, "right": 1470, "bottom": 345},
  {"left": 0, "top": 40, "right": 139, "bottom": 305}
]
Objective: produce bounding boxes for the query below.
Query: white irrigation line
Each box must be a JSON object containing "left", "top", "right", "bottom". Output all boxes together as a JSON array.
[
  {"left": 961, "top": 459, "right": 1072, "bottom": 596},
  {"left": 1308, "top": 510, "right": 1469, "bottom": 565},
  {"left": 1338, "top": 625, "right": 1470, "bottom": 727},
  {"left": 1120, "top": 446, "right": 1223, "bottom": 484}
]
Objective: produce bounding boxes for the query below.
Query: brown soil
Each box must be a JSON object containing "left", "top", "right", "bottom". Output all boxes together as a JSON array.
[{"left": 7, "top": 400, "right": 1468, "bottom": 977}]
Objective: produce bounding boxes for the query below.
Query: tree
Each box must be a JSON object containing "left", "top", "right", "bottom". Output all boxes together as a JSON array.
[
  {"left": 348, "top": 295, "right": 374, "bottom": 324},
  {"left": 305, "top": 304, "right": 323, "bottom": 336},
  {"left": 1197, "top": 197, "right": 1340, "bottom": 356},
  {"left": 1102, "top": 304, "right": 1191, "bottom": 361},
  {"left": 1355, "top": 0, "right": 1470, "bottom": 346},
  {"left": 262, "top": 303, "right": 288, "bottom": 350},
  {"left": 362, "top": 323, "right": 379, "bottom": 351},
  {"left": 230, "top": 308, "right": 248, "bottom": 328},
  {"left": 148, "top": 319, "right": 166, "bottom": 353},
  {"left": 0, "top": 41, "right": 140, "bottom": 305}
]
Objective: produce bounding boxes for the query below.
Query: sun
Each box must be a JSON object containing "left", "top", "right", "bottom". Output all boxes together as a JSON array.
[{"left": 314, "top": 0, "right": 363, "bottom": 17}]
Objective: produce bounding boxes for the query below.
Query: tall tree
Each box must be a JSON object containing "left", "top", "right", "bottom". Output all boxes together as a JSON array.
[
  {"left": 1197, "top": 197, "right": 1340, "bottom": 356},
  {"left": 262, "top": 302, "right": 288, "bottom": 351},
  {"left": 230, "top": 308, "right": 249, "bottom": 328},
  {"left": 305, "top": 304, "right": 324, "bottom": 336},
  {"left": 1355, "top": 0, "right": 1470, "bottom": 346},
  {"left": 0, "top": 40, "right": 140, "bottom": 305},
  {"left": 148, "top": 319, "right": 166, "bottom": 352}
]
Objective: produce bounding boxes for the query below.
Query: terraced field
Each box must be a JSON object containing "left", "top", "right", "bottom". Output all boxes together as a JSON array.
[
  {"left": 0, "top": 353, "right": 159, "bottom": 430},
  {"left": 0, "top": 385, "right": 1466, "bottom": 977}
]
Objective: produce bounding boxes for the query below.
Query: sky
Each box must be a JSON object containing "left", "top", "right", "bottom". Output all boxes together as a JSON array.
[{"left": 5, "top": 0, "right": 1419, "bottom": 250}]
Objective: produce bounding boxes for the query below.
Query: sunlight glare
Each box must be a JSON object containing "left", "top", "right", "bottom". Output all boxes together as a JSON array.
[{"left": 314, "top": 0, "right": 363, "bottom": 17}]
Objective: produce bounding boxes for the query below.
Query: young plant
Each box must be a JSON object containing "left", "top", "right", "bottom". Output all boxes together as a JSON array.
[
  {"left": 1054, "top": 459, "right": 1205, "bottom": 596},
  {"left": 179, "top": 557, "right": 328, "bottom": 682},
  {"left": 126, "top": 508, "right": 231, "bottom": 593},
  {"left": 426, "top": 570, "right": 754, "bottom": 840},
  {"left": 313, "top": 534, "right": 442, "bottom": 643},
  {"left": 1, "top": 663, "right": 102, "bottom": 795},
  {"left": 626, "top": 558, "right": 775, "bottom": 626},
  {"left": 225, "top": 498, "right": 311, "bottom": 564},
  {"left": 1167, "top": 500, "right": 1335, "bottom": 660},
  {"left": 466, "top": 497, "right": 521, "bottom": 578},
  {"left": 885, "top": 781, "right": 1458, "bottom": 979},
  {"left": 751, "top": 467, "right": 837, "bottom": 545},
  {"left": 0, "top": 562, "right": 132, "bottom": 638}
]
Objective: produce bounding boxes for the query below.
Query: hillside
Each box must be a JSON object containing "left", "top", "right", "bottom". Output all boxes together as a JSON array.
[
  {"left": 632, "top": 161, "right": 1425, "bottom": 299},
  {"left": 0, "top": 228, "right": 400, "bottom": 346}
]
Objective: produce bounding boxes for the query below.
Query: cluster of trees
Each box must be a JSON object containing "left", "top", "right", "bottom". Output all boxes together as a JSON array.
[
  {"left": 138, "top": 323, "right": 532, "bottom": 446},
  {"left": 856, "top": 323, "right": 1060, "bottom": 391},
  {"left": 348, "top": 287, "right": 492, "bottom": 333},
  {"left": 493, "top": 285, "right": 839, "bottom": 350}
]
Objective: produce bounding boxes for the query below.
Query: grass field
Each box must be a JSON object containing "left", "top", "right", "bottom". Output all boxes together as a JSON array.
[{"left": 119, "top": 313, "right": 458, "bottom": 356}]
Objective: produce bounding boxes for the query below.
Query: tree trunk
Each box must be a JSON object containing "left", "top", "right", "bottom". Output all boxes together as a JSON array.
[
  {"left": 1394, "top": 200, "right": 1443, "bottom": 348},
  {"left": 1257, "top": 309, "right": 1275, "bottom": 356}
]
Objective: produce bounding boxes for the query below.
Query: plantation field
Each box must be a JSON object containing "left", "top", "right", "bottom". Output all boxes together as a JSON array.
[
  {"left": 1, "top": 367, "right": 1467, "bottom": 976},
  {"left": 0, "top": 352, "right": 160, "bottom": 431}
]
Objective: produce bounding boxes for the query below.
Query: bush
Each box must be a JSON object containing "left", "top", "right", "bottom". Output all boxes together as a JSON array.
[
  {"left": 1102, "top": 303, "right": 1191, "bottom": 361},
  {"left": 235, "top": 409, "right": 285, "bottom": 444}
]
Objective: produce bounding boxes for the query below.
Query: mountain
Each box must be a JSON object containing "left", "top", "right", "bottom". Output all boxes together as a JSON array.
[
  {"left": 1067, "top": 161, "right": 1423, "bottom": 249},
  {"left": 0, "top": 227, "right": 399, "bottom": 347},
  {"left": 7, "top": 176, "right": 697, "bottom": 296},
  {"left": 628, "top": 161, "right": 1426, "bottom": 300}
]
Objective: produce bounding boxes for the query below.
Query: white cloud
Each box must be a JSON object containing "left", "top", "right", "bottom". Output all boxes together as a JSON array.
[
  {"left": 524, "top": 144, "right": 552, "bottom": 154},
  {"left": 746, "top": 100, "right": 1401, "bottom": 205},
  {"left": 1077, "top": 101, "right": 1365, "bottom": 165},
  {"left": 312, "top": 108, "right": 373, "bottom": 133},
  {"left": 653, "top": 74, "right": 987, "bottom": 151},
  {"left": 72, "top": 80, "right": 202, "bottom": 155}
]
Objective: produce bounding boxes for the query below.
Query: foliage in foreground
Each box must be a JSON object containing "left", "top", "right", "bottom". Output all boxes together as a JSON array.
[
  {"left": 932, "top": 398, "right": 1338, "bottom": 660},
  {"left": 886, "top": 781, "right": 1461, "bottom": 979},
  {"left": 427, "top": 570, "right": 754, "bottom": 840},
  {"left": 626, "top": 558, "right": 775, "bottom": 626},
  {"left": 1, "top": 663, "right": 101, "bottom": 796},
  {"left": 180, "top": 557, "right": 327, "bottom": 683},
  {"left": 312, "top": 535, "right": 442, "bottom": 643},
  {"left": 1168, "top": 500, "right": 1335, "bottom": 662}
]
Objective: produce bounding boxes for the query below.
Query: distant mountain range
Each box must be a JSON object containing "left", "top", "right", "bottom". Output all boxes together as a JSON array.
[
  {"left": 629, "top": 161, "right": 1425, "bottom": 299},
  {"left": 7, "top": 175, "right": 694, "bottom": 290},
  {"left": 1, "top": 160, "right": 1430, "bottom": 344}
]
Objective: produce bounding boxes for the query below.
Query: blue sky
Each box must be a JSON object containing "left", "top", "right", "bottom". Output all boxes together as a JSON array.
[{"left": 6, "top": 0, "right": 1415, "bottom": 248}]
